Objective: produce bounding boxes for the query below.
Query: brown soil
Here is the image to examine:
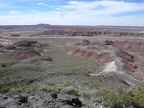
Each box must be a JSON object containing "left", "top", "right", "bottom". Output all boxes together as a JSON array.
[
  {"left": 0, "top": 48, "right": 6, "bottom": 53},
  {"left": 113, "top": 40, "right": 144, "bottom": 53},
  {"left": 116, "top": 49, "right": 137, "bottom": 73},
  {"left": 12, "top": 50, "right": 41, "bottom": 60},
  {"left": 71, "top": 39, "right": 140, "bottom": 74},
  {"left": 71, "top": 49, "right": 112, "bottom": 63},
  {"left": 3, "top": 45, "right": 16, "bottom": 50},
  {"left": 74, "top": 39, "right": 91, "bottom": 46},
  {"left": 0, "top": 40, "right": 51, "bottom": 60}
]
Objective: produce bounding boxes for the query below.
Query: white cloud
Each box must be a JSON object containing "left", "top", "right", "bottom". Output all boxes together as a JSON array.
[
  {"left": 61, "top": 0, "right": 144, "bottom": 15},
  {"left": 31, "top": 10, "right": 38, "bottom": 13},
  {"left": 0, "top": 10, "right": 144, "bottom": 26},
  {"left": 36, "top": 2, "right": 48, "bottom": 6},
  {"left": 0, "top": 4, "right": 9, "bottom": 8},
  {"left": 9, "top": 11, "right": 20, "bottom": 15},
  {"left": 0, "top": 0, "right": 144, "bottom": 26}
]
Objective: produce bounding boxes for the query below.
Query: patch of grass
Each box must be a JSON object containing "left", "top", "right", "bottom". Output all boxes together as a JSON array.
[
  {"left": 0, "top": 54, "right": 17, "bottom": 64},
  {"left": 10, "top": 85, "right": 26, "bottom": 92},
  {"left": 39, "top": 83, "right": 57, "bottom": 91},
  {"left": 0, "top": 83, "right": 42, "bottom": 93},
  {"left": 0, "top": 48, "right": 100, "bottom": 88},
  {"left": 45, "top": 49, "right": 99, "bottom": 75},
  {"left": 0, "top": 62, "right": 45, "bottom": 87}
]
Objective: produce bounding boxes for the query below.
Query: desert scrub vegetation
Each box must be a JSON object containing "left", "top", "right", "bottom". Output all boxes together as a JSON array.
[
  {"left": 0, "top": 54, "right": 17, "bottom": 63},
  {"left": 0, "top": 55, "right": 17, "bottom": 68},
  {"left": 39, "top": 83, "right": 57, "bottom": 91},
  {"left": 0, "top": 86, "right": 10, "bottom": 93},
  {"left": 61, "top": 86, "right": 80, "bottom": 96},
  {"left": 46, "top": 49, "right": 99, "bottom": 75},
  {"left": 0, "top": 84, "right": 37, "bottom": 93},
  {"left": 0, "top": 83, "right": 58, "bottom": 93},
  {"left": 1, "top": 63, "right": 6, "bottom": 67},
  {"left": 98, "top": 87, "right": 144, "bottom": 108},
  {"left": 0, "top": 47, "right": 99, "bottom": 91}
]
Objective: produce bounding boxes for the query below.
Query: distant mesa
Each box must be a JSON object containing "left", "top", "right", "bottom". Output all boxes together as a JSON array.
[
  {"left": 36, "top": 23, "right": 50, "bottom": 26},
  {"left": 0, "top": 24, "right": 51, "bottom": 29}
]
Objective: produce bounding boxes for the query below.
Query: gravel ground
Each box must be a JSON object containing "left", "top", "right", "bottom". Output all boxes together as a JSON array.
[{"left": 0, "top": 89, "right": 101, "bottom": 108}]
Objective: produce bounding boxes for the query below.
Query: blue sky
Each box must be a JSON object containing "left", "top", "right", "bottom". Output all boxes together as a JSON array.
[{"left": 0, "top": 0, "right": 144, "bottom": 26}]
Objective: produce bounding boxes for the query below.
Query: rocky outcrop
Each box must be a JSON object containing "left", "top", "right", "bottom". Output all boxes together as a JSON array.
[
  {"left": 3, "top": 45, "right": 16, "bottom": 50},
  {"left": 0, "top": 40, "right": 51, "bottom": 59},
  {"left": 31, "top": 29, "right": 144, "bottom": 37},
  {"left": 0, "top": 48, "right": 6, "bottom": 53},
  {"left": 13, "top": 40, "right": 40, "bottom": 47},
  {"left": 115, "top": 41, "right": 144, "bottom": 51},
  {"left": 10, "top": 34, "right": 21, "bottom": 37},
  {"left": 0, "top": 45, "right": 15, "bottom": 53},
  {"left": 70, "top": 39, "right": 138, "bottom": 74},
  {"left": 103, "top": 40, "right": 113, "bottom": 45},
  {"left": 12, "top": 50, "right": 41, "bottom": 59},
  {"left": 70, "top": 49, "right": 112, "bottom": 63},
  {"left": 0, "top": 44, "right": 3, "bottom": 48},
  {"left": 75, "top": 39, "right": 91, "bottom": 46},
  {"left": 0, "top": 90, "right": 84, "bottom": 108},
  {"left": 113, "top": 40, "right": 144, "bottom": 57},
  {"left": 116, "top": 49, "right": 137, "bottom": 73}
]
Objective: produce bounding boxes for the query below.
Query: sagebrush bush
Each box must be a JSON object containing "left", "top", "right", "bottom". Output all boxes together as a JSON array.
[
  {"left": 133, "top": 88, "right": 144, "bottom": 107},
  {"left": 40, "top": 83, "right": 56, "bottom": 91},
  {"left": 0, "top": 87, "right": 10, "bottom": 93},
  {"left": 98, "top": 88, "right": 144, "bottom": 108},
  {"left": 1, "top": 63, "right": 6, "bottom": 67},
  {"left": 98, "top": 88, "right": 122, "bottom": 108},
  {"left": 79, "top": 90, "right": 91, "bottom": 99},
  {"left": 61, "top": 86, "right": 80, "bottom": 96}
]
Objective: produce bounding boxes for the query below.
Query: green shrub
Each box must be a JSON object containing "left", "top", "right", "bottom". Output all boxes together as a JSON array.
[
  {"left": 79, "top": 90, "right": 91, "bottom": 99},
  {"left": 40, "top": 83, "right": 56, "bottom": 91},
  {"left": 61, "top": 86, "right": 80, "bottom": 96},
  {"left": 98, "top": 88, "right": 122, "bottom": 108},
  {"left": 133, "top": 88, "right": 144, "bottom": 107},
  {"left": 73, "top": 89, "right": 80, "bottom": 96},
  {"left": 98, "top": 88, "right": 144, "bottom": 108},
  {"left": 1, "top": 63, "right": 6, "bottom": 67},
  {"left": 1, "top": 87, "right": 10, "bottom": 93}
]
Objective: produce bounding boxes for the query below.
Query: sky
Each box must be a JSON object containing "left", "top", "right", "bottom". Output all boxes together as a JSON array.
[{"left": 0, "top": 0, "right": 144, "bottom": 26}]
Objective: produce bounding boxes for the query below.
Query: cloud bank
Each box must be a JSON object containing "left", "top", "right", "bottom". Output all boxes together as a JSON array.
[{"left": 0, "top": 0, "right": 144, "bottom": 26}]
